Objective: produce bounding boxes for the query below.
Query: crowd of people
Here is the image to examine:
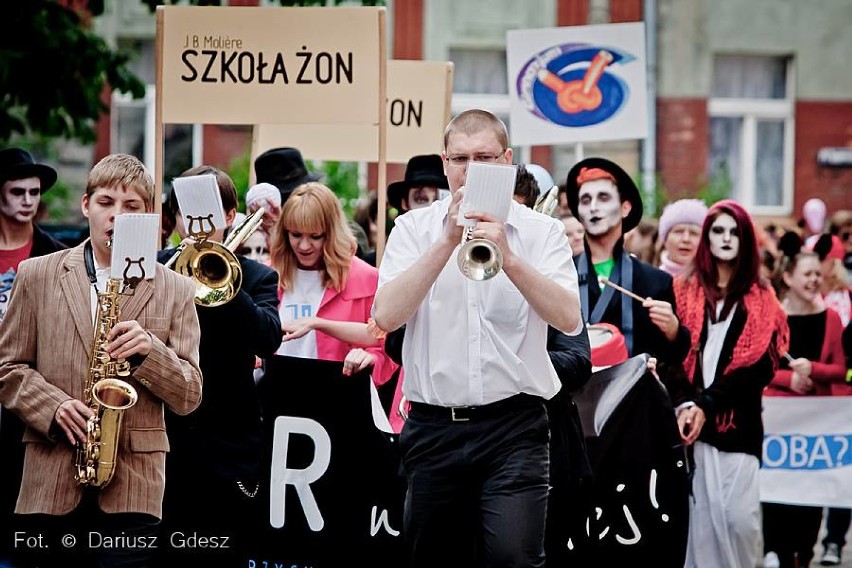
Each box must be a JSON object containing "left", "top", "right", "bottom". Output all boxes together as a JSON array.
[{"left": 0, "top": 105, "right": 849, "bottom": 567}]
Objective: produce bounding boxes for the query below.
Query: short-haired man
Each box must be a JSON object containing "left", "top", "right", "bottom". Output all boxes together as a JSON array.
[
  {"left": 564, "top": 157, "right": 691, "bottom": 365},
  {"left": 0, "top": 153, "right": 202, "bottom": 567},
  {"left": 159, "top": 165, "right": 282, "bottom": 565},
  {"left": 374, "top": 109, "right": 582, "bottom": 566}
]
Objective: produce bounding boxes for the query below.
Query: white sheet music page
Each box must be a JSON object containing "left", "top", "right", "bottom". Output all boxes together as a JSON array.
[
  {"left": 457, "top": 161, "right": 518, "bottom": 227},
  {"left": 110, "top": 214, "right": 159, "bottom": 281},
  {"left": 171, "top": 174, "right": 227, "bottom": 237}
]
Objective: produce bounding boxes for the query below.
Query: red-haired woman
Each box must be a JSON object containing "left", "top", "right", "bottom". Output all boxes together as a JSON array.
[
  {"left": 268, "top": 182, "right": 398, "bottom": 415},
  {"left": 673, "top": 200, "right": 789, "bottom": 568}
]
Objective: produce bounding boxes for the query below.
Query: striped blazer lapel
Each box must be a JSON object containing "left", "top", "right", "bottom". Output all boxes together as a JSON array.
[
  {"left": 118, "top": 277, "right": 154, "bottom": 323},
  {"left": 59, "top": 245, "right": 94, "bottom": 357}
]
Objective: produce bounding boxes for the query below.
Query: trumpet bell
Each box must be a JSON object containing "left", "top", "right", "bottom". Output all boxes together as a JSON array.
[
  {"left": 173, "top": 242, "right": 243, "bottom": 307},
  {"left": 457, "top": 237, "right": 503, "bottom": 281}
]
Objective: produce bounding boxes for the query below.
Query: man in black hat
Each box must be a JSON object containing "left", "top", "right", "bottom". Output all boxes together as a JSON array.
[
  {"left": 564, "top": 157, "right": 690, "bottom": 365},
  {"left": 387, "top": 154, "right": 448, "bottom": 215},
  {"left": 0, "top": 147, "right": 67, "bottom": 565},
  {"left": 254, "top": 146, "right": 323, "bottom": 205}
]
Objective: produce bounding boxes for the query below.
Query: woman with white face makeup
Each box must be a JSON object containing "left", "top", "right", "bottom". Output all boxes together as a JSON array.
[
  {"left": 673, "top": 200, "right": 790, "bottom": 568},
  {"left": 761, "top": 244, "right": 846, "bottom": 568}
]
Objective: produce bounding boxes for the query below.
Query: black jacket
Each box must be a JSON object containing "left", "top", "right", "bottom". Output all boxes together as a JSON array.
[
  {"left": 669, "top": 304, "right": 776, "bottom": 460},
  {"left": 31, "top": 223, "right": 69, "bottom": 257},
  {"left": 574, "top": 243, "right": 691, "bottom": 365},
  {"left": 157, "top": 249, "right": 282, "bottom": 480}
]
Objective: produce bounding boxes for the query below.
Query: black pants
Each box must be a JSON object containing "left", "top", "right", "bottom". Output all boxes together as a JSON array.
[
  {"left": 160, "top": 458, "right": 263, "bottom": 568},
  {"left": 400, "top": 395, "right": 550, "bottom": 568},
  {"left": 762, "top": 501, "right": 824, "bottom": 568},
  {"left": 823, "top": 507, "right": 851, "bottom": 549},
  {"left": 10, "top": 490, "right": 159, "bottom": 568}
]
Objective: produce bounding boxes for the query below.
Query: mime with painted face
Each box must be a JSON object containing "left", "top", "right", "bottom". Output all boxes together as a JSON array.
[{"left": 564, "top": 158, "right": 691, "bottom": 366}]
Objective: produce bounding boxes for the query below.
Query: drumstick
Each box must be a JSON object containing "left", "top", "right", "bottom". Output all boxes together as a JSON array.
[
  {"left": 783, "top": 353, "right": 795, "bottom": 364},
  {"left": 599, "top": 276, "right": 647, "bottom": 303}
]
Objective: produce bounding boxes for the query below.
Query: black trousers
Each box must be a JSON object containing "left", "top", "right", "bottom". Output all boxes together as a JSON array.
[
  {"left": 400, "top": 395, "right": 550, "bottom": 568},
  {"left": 823, "top": 507, "right": 851, "bottom": 548},
  {"left": 762, "top": 501, "right": 824, "bottom": 568},
  {"left": 10, "top": 490, "right": 159, "bottom": 568}
]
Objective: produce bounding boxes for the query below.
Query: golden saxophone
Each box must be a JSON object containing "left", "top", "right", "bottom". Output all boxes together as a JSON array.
[{"left": 74, "top": 278, "right": 138, "bottom": 487}]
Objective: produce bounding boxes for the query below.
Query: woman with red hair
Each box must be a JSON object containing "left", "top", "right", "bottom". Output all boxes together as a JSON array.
[
  {"left": 673, "top": 200, "right": 789, "bottom": 568},
  {"left": 268, "top": 182, "right": 399, "bottom": 422}
]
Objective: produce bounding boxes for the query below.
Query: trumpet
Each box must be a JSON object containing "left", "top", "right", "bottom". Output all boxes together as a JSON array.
[
  {"left": 457, "top": 225, "right": 503, "bottom": 281},
  {"left": 165, "top": 207, "right": 265, "bottom": 307}
]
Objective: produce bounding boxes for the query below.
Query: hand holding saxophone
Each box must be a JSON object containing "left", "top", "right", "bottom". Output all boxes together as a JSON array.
[
  {"left": 54, "top": 399, "right": 94, "bottom": 445},
  {"left": 105, "top": 320, "right": 152, "bottom": 359}
]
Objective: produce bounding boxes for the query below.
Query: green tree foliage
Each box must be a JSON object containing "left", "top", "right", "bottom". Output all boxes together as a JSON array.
[{"left": 0, "top": 1, "right": 145, "bottom": 143}]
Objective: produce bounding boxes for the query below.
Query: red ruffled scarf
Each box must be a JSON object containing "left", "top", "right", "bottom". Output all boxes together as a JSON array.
[{"left": 674, "top": 275, "right": 789, "bottom": 380}]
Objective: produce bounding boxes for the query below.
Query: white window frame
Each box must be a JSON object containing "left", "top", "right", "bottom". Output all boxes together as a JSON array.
[{"left": 707, "top": 59, "right": 795, "bottom": 216}]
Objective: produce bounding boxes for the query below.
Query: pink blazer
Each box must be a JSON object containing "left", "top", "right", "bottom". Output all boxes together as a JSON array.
[{"left": 278, "top": 256, "right": 399, "bottom": 391}]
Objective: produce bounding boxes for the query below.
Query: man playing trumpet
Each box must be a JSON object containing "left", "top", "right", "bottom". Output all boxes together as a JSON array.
[
  {"left": 373, "top": 109, "right": 582, "bottom": 567},
  {"left": 0, "top": 154, "right": 202, "bottom": 568}
]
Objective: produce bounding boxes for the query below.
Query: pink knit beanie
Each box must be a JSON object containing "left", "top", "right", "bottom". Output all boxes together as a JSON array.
[{"left": 658, "top": 199, "right": 708, "bottom": 242}]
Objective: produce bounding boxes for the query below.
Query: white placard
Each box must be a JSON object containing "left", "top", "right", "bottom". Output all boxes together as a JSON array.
[
  {"left": 110, "top": 214, "right": 159, "bottom": 282},
  {"left": 761, "top": 396, "right": 852, "bottom": 507},
  {"left": 171, "top": 174, "right": 227, "bottom": 237},
  {"left": 457, "top": 162, "right": 518, "bottom": 228}
]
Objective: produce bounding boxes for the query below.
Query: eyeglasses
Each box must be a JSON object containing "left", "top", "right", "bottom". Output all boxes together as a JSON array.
[{"left": 445, "top": 150, "right": 506, "bottom": 168}]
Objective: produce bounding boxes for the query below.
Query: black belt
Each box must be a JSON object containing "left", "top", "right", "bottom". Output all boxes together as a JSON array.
[{"left": 408, "top": 394, "right": 542, "bottom": 423}]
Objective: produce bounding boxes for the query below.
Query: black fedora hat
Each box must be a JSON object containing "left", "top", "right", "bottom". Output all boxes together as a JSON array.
[
  {"left": 0, "top": 147, "right": 57, "bottom": 193},
  {"left": 564, "top": 157, "right": 643, "bottom": 233},
  {"left": 387, "top": 154, "right": 449, "bottom": 212},
  {"left": 254, "top": 147, "right": 323, "bottom": 201}
]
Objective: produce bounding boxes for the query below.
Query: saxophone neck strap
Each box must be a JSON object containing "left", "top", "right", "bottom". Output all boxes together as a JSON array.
[{"left": 84, "top": 241, "right": 98, "bottom": 286}]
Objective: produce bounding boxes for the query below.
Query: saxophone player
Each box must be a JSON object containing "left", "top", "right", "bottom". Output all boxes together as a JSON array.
[{"left": 0, "top": 154, "right": 202, "bottom": 568}]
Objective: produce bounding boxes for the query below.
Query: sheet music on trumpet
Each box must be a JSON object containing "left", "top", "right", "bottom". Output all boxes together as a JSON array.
[
  {"left": 171, "top": 174, "right": 227, "bottom": 235},
  {"left": 457, "top": 161, "right": 518, "bottom": 228},
  {"left": 110, "top": 214, "right": 159, "bottom": 281}
]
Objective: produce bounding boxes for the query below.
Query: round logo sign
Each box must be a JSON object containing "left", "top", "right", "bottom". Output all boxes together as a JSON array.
[{"left": 516, "top": 44, "right": 635, "bottom": 127}]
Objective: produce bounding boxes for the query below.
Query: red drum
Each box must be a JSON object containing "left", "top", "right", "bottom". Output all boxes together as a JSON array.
[{"left": 587, "top": 322, "right": 628, "bottom": 370}]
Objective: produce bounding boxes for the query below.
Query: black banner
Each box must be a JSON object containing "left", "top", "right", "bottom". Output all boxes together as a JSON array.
[
  {"left": 253, "top": 355, "right": 406, "bottom": 567},
  {"left": 570, "top": 354, "right": 691, "bottom": 566}
]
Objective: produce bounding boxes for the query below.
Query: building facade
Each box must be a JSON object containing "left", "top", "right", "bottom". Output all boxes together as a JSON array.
[{"left": 93, "top": 0, "right": 852, "bottom": 219}]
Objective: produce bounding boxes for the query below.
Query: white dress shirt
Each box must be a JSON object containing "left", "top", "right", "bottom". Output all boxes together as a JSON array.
[{"left": 377, "top": 197, "right": 581, "bottom": 407}]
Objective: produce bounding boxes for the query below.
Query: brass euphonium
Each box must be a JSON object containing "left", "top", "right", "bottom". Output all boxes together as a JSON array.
[
  {"left": 165, "top": 207, "right": 265, "bottom": 307},
  {"left": 75, "top": 278, "right": 138, "bottom": 488},
  {"left": 534, "top": 184, "right": 560, "bottom": 217}
]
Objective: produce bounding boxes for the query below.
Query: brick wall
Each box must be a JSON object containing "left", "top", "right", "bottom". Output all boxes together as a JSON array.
[
  {"left": 656, "top": 98, "right": 708, "bottom": 197},
  {"left": 795, "top": 101, "right": 852, "bottom": 216}
]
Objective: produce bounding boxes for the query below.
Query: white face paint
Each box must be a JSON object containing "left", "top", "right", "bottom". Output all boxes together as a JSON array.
[
  {"left": 0, "top": 177, "right": 41, "bottom": 224},
  {"left": 576, "top": 179, "right": 623, "bottom": 237},
  {"left": 707, "top": 213, "right": 740, "bottom": 262}
]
